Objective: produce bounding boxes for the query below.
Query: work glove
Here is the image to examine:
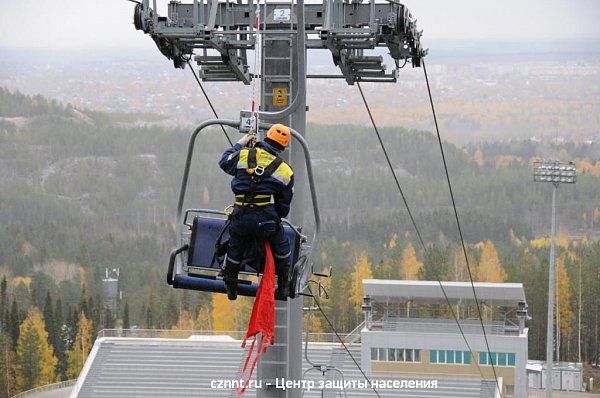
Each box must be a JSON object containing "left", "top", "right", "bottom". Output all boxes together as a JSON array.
[{"left": 237, "top": 134, "right": 253, "bottom": 147}]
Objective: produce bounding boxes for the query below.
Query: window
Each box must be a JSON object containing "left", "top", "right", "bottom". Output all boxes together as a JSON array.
[
  {"left": 463, "top": 351, "right": 471, "bottom": 364},
  {"left": 430, "top": 350, "right": 437, "bottom": 364},
  {"left": 439, "top": 350, "right": 446, "bottom": 363},
  {"left": 479, "top": 352, "right": 488, "bottom": 365},
  {"left": 371, "top": 348, "right": 378, "bottom": 361},
  {"left": 489, "top": 352, "right": 497, "bottom": 365},
  {"left": 430, "top": 350, "right": 470, "bottom": 365},
  {"left": 479, "top": 352, "right": 516, "bottom": 367},
  {"left": 370, "top": 348, "right": 421, "bottom": 363},
  {"left": 498, "top": 352, "right": 507, "bottom": 366},
  {"left": 388, "top": 348, "right": 396, "bottom": 361},
  {"left": 507, "top": 353, "right": 515, "bottom": 366},
  {"left": 455, "top": 351, "right": 463, "bottom": 364}
]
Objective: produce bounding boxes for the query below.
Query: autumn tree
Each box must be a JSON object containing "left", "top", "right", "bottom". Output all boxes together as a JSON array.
[
  {"left": 122, "top": 301, "right": 130, "bottom": 329},
  {"left": 66, "top": 312, "right": 93, "bottom": 379},
  {"left": 0, "top": 331, "right": 15, "bottom": 398},
  {"left": 473, "top": 148, "right": 485, "bottom": 166},
  {"left": 13, "top": 308, "right": 58, "bottom": 392},
  {"left": 195, "top": 306, "right": 212, "bottom": 331},
  {"left": 211, "top": 295, "right": 252, "bottom": 332},
  {"left": 8, "top": 299, "right": 19, "bottom": 346},
  {"left": 476, "top": 240, "right": 507, "bottom": 282},
  {"left": 400, "top": 243, "right": 423, "bottom": 280},
  {"left": 349, "top": 252, "right": 373, "bottom": 313},
  {"left": 556, "top": 257, "right": 574, "bottom": 337},
  {"left": 172, "top": 310, "right": 195, "bottom": 331}
]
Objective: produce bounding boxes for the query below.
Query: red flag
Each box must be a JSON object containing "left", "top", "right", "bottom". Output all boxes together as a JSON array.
[{"left": 236, "top": 242, "right": 276, "bottom": 395}]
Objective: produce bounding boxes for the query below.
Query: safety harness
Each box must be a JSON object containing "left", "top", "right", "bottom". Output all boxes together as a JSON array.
[
  {"left": 213, "top": 146, "right": 283, "bottom": 271},
  {"left": 237, "top": 147, "right": 283, "bottom": 207}
]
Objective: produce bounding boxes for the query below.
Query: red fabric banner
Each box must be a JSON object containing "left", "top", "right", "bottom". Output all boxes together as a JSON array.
[{"left": 236, "top": 242, "right": 276, "bottom": 395}]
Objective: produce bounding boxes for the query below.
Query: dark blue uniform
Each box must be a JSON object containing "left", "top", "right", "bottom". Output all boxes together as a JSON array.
[{"left": 219, "top": 141, "right": 294, "bottom": 297}]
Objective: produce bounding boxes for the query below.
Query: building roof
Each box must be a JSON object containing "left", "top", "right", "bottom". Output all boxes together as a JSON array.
[
  {"left": 72, "top": 337, "right": 486, "bottom": 398},
  {"left": 363, "top": 280, "right": 525, "bottom": 306}
]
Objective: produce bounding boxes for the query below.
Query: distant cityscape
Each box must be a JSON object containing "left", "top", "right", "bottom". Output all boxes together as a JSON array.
[{"left": 1, "top": 44, "right": 598, "bottom": 143}]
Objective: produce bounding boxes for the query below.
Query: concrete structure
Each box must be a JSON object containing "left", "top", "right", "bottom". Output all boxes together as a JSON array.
[
  {"left": 101, "top": 268, "right": 120, "bottom": 314},
  {"left": 360, "top": 280, "right": 530, "bottom": 398},
  {"left": 69, "top": 335, "right": 492, "bottom": 398}
]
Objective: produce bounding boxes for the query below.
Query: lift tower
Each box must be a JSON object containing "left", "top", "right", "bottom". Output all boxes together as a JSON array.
[{"left": 134, "top": 0, "right": 424, "bottom": 396}]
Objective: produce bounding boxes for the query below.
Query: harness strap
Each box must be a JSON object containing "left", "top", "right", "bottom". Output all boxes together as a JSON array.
[
  {"left": 242, "top": 148, "right": 284, "bottom": 206},
  {"left": 235, "top": 194, "right": 273, "bottom": 206}
]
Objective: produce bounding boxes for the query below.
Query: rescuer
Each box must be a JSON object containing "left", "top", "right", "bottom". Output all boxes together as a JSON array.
[{"left": 218, "top": 124, "right": 294, "bottom": 301}]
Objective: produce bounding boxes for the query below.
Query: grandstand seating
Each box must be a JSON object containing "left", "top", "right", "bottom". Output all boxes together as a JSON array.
[{"left": 71, "top": 337, "right": 489, "bottom": 398}]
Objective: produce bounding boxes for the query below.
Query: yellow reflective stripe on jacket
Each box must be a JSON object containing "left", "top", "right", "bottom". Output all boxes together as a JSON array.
[
  {"left": 235, "top": 194, "right": 272, "bottom": 200},
  {"left": 236, "top": 148, "right": 293, "bottom": 186},
  {"left": 234, "top": 201, "right": 272, "bottom": 206}
]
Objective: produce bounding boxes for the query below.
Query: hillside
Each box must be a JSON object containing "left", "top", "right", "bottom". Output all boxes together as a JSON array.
[{"left": 0, "top": 88, "right": 599, "bottom": 388}]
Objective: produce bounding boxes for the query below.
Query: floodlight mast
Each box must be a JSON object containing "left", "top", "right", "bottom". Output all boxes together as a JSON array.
[
  {"left": 133, "top": 0, "right": 425, "bottom": 397},
  {"left": 533, "top": 159, "right": 577, "bottom": 398}
]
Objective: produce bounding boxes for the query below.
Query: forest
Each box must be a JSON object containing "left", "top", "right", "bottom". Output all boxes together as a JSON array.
[{"left": 0, "top": 87, "right": 599, "bottom": 395}]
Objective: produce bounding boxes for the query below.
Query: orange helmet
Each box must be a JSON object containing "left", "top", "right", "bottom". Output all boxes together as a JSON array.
[{"left": 266, "top": 124, "right": 291, "bottom": 148}]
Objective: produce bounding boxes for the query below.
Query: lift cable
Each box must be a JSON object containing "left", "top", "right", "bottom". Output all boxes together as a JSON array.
[
  {"left": 356, "top": 81, "right": 491, "bottom": 388},
  {"left": 186, "top": 60, "right": 234, "bottom": 146},
  {"left": 422, "top": 60, "right": 503, "bottom": 398},
  {"left": 307, "top": 285, "right": 383, "bottom": 398}
]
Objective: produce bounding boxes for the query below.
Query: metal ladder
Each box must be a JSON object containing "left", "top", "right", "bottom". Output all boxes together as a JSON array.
[{"left": 261, "top": 34, "right": 294, "bottom": 109}]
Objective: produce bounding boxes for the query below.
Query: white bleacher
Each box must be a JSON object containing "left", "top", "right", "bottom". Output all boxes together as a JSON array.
[{"left": 71, "top": 337, "right": 488, "bottom": 398}]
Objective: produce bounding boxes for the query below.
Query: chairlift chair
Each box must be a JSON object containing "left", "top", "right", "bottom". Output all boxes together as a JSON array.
[{"left": 167, "top": 118, "right": 321, "bottom": 299}]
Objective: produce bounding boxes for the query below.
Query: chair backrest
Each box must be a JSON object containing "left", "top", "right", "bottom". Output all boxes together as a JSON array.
[{"left": 187, "top": 215, "right": 301, "bottom": 275}]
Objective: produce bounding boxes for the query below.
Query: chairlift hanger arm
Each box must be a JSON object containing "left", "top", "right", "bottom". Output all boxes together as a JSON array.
[{"left": 176, "top": 118, "right": 320, "bottom": 269}]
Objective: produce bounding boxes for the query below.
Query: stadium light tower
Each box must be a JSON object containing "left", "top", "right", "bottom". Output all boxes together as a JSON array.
[{"left": 533, "top": 159, "right": 577, "bottom": 398}]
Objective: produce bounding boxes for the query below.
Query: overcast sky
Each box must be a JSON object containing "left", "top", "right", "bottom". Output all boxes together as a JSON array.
[{"left": 1, "top": 0, "right": 599, "bottom": 49}]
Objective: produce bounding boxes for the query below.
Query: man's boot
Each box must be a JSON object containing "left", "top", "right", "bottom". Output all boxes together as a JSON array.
[
  {"left": 275, "top": 272, "right": 289, "bottom": 301},
  {"left": 224, "top": 277, "right": 238, "bottom": 301}
]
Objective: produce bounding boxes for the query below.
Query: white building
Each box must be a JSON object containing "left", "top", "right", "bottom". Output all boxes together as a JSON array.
[{"left": 360, "top": 280, "right": 530, "bottom": 398}]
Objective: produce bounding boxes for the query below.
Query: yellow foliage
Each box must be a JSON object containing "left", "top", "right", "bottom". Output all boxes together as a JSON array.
[
  {"left": 450, "top": 249, "right": 469, "bottom": 281},
  {"left": 386, "top": 233, "right": 398, "bottom": 249},
  {"left": 21, "top": 242, "right": 33, "bottom": 257},
  {"left": 195, "top": 306, "right": 212, "bottom": 330},
  {"left": 558, "top": 148, "right": 569, "bottom": 161},
  {"left": 530, "top": 236, "right": 569, "bottom": 249},
  {"left": 579, "top": 160, "right": 600, "bottom": 176},
  {"left": 472, "top": 149, "right": 485, "bottom": 166},
  {"left": 476, "top": 240, "right": 507, "bottom": 283},
  {"left": 556, "top": 257, "right": 574, "bottom": 336},
  {"left": 211, "top": 294, "right": 236, "bottom": 332},
  {"left": 529, "top": 156, "right": 542, "bottom": 167},
  {"left": 400, "top": 243, "right": 423, "bottom": 280},
  {"left": 172, "top": 310, "right": 195, "bottom": 330},
  {"left": 304, "top": 312, "right": 324, "bottom": 334},
  {"left": 349, "top": 252, "right": 373, "bottom": 313},
  {"left": 14, "top": 308, "right": 58, "bottom": 391},
  {"left": 11, "top": 277, "right": 32, "bottom": 289},
  {"left": 211, "top": 294, "right": 253, "bottom": 332},
  {"left": 495, "top": 155, "right": 523, "bottom": 168},
  {"left": 509, "top": 229, "right": 522, "bottom": 246},
  {"left": 66, "top": 313, "right": 93, "bottom": 379},
  {"left": 37, "top": 260, "right": 85, "bottom": 283}
]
